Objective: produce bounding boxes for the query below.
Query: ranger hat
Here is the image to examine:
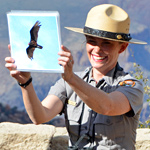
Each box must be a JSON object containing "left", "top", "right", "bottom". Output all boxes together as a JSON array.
[{"left": 65, "top": 4, "right": 147, "bottom": 44}]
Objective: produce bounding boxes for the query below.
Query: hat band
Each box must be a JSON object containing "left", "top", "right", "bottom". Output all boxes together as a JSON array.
[{"left": 84, "top": 26, "right": 132, "bottom": 41}]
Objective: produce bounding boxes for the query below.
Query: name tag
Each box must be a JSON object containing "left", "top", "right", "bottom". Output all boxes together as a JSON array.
[{"left": 67, "top": 100, "right": 77, "bottom": 106}]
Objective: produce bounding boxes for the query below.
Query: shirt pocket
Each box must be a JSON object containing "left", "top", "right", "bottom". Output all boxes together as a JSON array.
[
  {"left": 94, "top": 114, "right": 125, "bottom": 143},
  {"left": 64, "top": 101, "right": 83, "bottom": 137}
]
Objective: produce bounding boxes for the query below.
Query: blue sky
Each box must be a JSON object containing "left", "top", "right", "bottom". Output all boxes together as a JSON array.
[{"left": 7, "top": 11, "right": 63, "bottom": 73}]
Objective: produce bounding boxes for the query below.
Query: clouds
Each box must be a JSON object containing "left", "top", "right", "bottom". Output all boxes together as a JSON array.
[
  {"left": 145, "top": 45, "right": 150, "bottom": 54},
  {"left": 7, "top": 12, "right": 63, "bottom": 73}
]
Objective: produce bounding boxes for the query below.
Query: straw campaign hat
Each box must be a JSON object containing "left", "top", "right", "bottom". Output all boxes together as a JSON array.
[{"left": 65, "top": 4, "right": 147, "bottom": 44}]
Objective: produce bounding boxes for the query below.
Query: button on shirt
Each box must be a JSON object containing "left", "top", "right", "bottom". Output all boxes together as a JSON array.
[{"left": 48, "top": 63, "right": 143, "bottom": 150}]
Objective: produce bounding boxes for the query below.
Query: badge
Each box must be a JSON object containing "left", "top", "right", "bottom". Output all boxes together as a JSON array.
[
  {"left": 67, "top": 100, "right": 77, "bottom": 106},
  {"left": 119, "top": 80, "right": 135, "bottom": 87}
]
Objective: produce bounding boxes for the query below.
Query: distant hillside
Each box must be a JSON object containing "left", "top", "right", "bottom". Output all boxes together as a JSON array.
[
  {"left": 0, "top": 0, "right": 150, "bottom": 123},
  {"left": 0, "top": 103, "right": 31, "bottom": 124}
]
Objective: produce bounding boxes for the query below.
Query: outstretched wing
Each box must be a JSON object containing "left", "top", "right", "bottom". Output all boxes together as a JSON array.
[
  {"left": 30, "top": 21, "right": 41, "bottom": 42},
  {"left": 26, "top": 46, "right": 35, "bottom": 60}
]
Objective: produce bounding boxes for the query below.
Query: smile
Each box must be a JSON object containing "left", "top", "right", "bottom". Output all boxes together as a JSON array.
[{"left": 92, "top": 55, "right": 106, "bottom": 61}]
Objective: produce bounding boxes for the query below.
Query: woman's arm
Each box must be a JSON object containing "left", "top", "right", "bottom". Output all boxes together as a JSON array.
[
  {"left": 21, "top": 83, "right": 63, "bottom": 124},
  {"left": 5, "top": 56, "right": 63, "bottom": 124},
  {"left": 59, "top": 46, "right": 131, "bottom": 116},
  {"left": 5, "top": 45, "right": 63, "bottom": 124},
  {"left": 65, "top": 73, "right": 131, "bottom": 116}
]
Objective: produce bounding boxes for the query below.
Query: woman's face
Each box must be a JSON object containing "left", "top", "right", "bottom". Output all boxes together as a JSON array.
[{"left": 86, "top": 35, "right": 128, "bottom": 75}]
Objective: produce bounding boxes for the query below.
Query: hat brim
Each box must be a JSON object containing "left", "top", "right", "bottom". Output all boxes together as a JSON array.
[{"left": 65, "top": 27, "right": 147, "bottom": 45}]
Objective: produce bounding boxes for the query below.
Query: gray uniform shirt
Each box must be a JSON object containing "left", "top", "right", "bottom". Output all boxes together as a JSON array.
[{"left": 48, "top": 63, "right": 143, "bottom": 150}]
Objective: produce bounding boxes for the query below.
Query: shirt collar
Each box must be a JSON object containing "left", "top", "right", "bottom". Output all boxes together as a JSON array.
[
  {"left": 83, "top": 63, "right": 124, "bottom": 86},
  {"left": 103, "top": 63, "right": 123, "bottom": 85}
]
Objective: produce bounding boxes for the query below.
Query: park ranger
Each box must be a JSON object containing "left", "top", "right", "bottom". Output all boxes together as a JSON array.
[{"left": 5, "top": 4, "right": 147, "bottom": 150}]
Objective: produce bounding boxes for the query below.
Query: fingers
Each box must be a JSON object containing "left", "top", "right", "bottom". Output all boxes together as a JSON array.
[
  {"left": 5, "top": 45, "right": 18, "bottom": 77},
  {"left": 5, "top": 57, "right": 17, "bottom": 72},
  {"left": 5, "top": 45, "right": 31, "bottom": 82},
  {"left": 61, "top": 45, "right": 73, "bottom": 54},
  {"left": 58, "top": 45, "right": 74, "bottom": 81},
  {"left": 5, "top": 56, "right": 30, "bottom": 81},
  {"left": 59, "top": 45, "right": 72, "bottom": 57},
  {"left": 8, "top": 44, "right": 11, "bottom": 52},
  {"left": 5, "top": 59, "right": 19, "bottom": 78},
  {"left": 9, "top": 70, "right": 21, "bottom": 78},
  {"left": 58, "top": 45, "right": 74, "bottom": 65},
  {"left": 5, "top": 57, "right": 15, "bottom": 63},
  {"left": 5, "top": 62, "right": 17, "bottom": 71}
]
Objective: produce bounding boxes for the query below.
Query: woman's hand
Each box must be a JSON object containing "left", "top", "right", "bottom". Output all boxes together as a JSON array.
[
  {"left": 58, "top": 45, "right": 74, "bottom": 82},
  {"left": 5, "top": 44, "right": 31, "bottom": 84}
]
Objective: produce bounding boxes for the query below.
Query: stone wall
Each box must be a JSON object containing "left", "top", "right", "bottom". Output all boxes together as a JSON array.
[
  {"left": 0, "top": 122, "right": 149, "bottom": 150},
  {"left": 0, "top": 122, "right": 68, "bottom": 150},
  {"left": 135, "top": 128, "right": 150, "bottom": 150}
]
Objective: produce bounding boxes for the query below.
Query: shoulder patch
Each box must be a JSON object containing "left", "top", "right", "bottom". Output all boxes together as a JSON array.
[{"left": 119, "top": 80, "right": 135, "bottom": 87}]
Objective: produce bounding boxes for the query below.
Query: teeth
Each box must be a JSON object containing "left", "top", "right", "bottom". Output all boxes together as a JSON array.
[{"left": 93, "top": 55, "right": 105, "bottom": 60}]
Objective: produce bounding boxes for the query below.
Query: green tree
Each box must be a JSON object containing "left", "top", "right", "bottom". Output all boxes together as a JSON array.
[{"left": 130, "top": 63, "right": 150, "bottom": 128}]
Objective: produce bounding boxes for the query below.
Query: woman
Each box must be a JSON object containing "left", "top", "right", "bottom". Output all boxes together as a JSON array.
[{"left": 5, "top": 4, "right": 147, "bottom": 150}]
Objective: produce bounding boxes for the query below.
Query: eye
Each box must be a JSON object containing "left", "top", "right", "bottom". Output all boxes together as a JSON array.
[
  {"left": 87, "top": 39, "right": 96, "bottom": 45},
  {"left": 101, "top": 41, "right": 112, "bottom": 47}
]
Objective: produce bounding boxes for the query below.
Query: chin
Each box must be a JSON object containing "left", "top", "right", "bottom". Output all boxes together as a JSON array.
[{"left": 92, "top": 64, "right": 104, "bottom": 70}]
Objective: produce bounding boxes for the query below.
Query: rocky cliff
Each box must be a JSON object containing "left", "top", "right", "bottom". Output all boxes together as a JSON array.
[{"left": 0, "top": 122, "right": 149, "bottom": 150}]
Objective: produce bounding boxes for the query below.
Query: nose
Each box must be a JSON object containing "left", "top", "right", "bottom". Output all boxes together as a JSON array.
[{"left": 94, "top": 45, "right": 102, "bottom": 53}]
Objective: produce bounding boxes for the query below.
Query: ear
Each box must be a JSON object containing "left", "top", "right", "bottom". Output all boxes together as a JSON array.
[{"left": 119, "top": 43, "right": 129, "bottom": 54}]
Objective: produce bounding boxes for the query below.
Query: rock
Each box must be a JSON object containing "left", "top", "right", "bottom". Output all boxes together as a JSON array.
[
  {"left": 0, "top": 122, "right": 149, "bottom": 150},
  {"left": 0, "top": 122, "right": 68, "bottom": 150},
  {"left": 135, "top": 128, "right": 150, "bottom": 150},
  {"left": 51, "top": 127, "right": 68, "bottom": 150}
]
